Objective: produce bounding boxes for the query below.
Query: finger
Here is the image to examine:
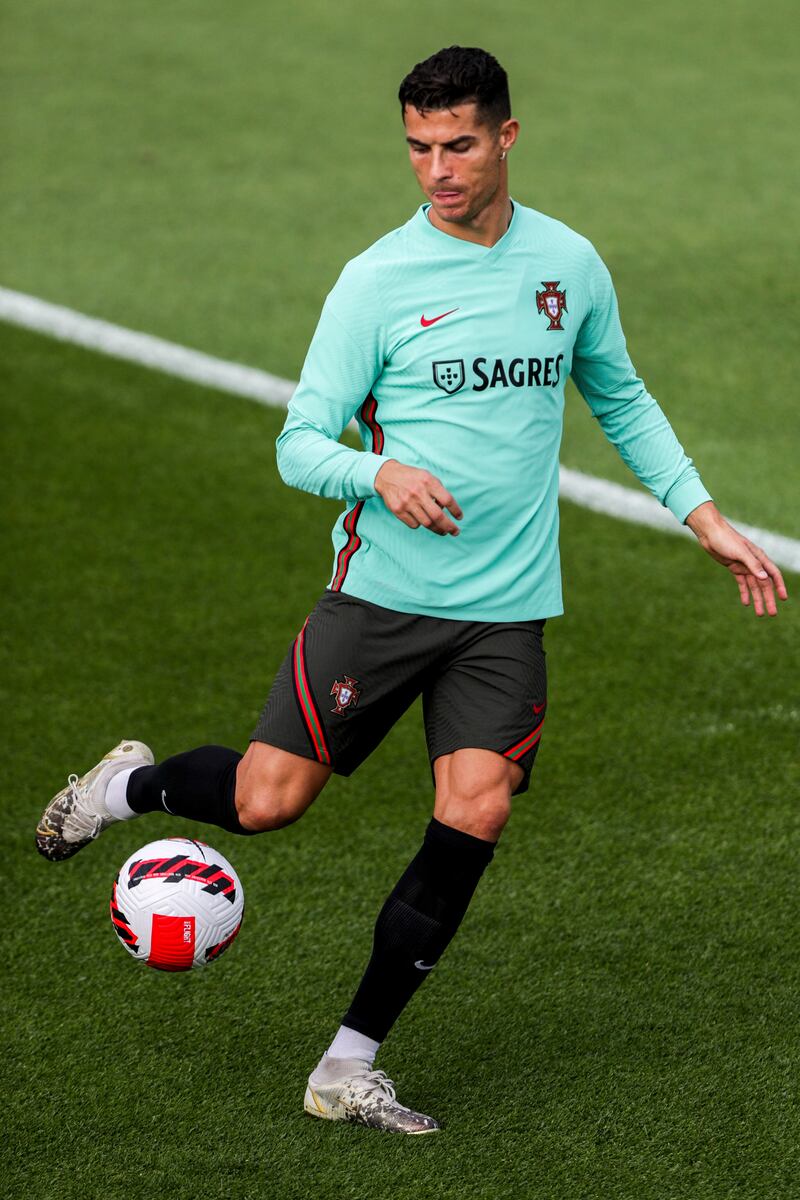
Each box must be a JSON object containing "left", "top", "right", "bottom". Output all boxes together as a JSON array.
[
  {"left": 417, "top": 497, "right": 459, "bottom": 536},
  {"left": 409, "top": 501, "right": 446, "bottom": 535},
  {"left": 429, "top": 481, "right": 463, "bottom": 522},
  {"left": 736, "top": 544, "right": 770, "bottom": 582},
  {"left": 744, "top": 542, "right": 788, "bottom": 601},
  {"left": 748, "top": 576, "right": 765, "bottom": 617},
  {"left": 734, "top": 564, "right": 777, "bottom": 614},
  {"left": 758, "top": 576, "right": 778, "bottom": 617},
  {"left": 742, "top": 545, "right": 781, "bottom": 616}
]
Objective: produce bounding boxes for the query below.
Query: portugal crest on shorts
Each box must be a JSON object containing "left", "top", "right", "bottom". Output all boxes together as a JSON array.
[
  {"left": 536, "top": 281, "right": 567, "bottom": 331},
  {"left": 331, "top": 675, "right": 361, "bottom": 716},
  {"left": 432, "top": 359, "right": 465, "bottom": 394}
]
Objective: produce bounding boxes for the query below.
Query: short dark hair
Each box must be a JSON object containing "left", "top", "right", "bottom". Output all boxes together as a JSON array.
[{"left": 398, "top": 46, "right": 511, "bottom": 128}]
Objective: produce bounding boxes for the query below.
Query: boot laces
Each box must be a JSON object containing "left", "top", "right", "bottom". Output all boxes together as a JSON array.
[
  {"left": 356, "top": 1070, "right": 397, "bottom": 1102},
  {"left": 66, "top": 773, "right": 102, "bottom": 837}
]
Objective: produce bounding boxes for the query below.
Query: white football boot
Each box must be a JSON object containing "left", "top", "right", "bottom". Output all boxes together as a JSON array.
[
  {"left": 304, "top": 1058, "right": 440, "bottom": 1134},
  {"left": 36, "top": 740, "right": 154, "bottom": 861}
]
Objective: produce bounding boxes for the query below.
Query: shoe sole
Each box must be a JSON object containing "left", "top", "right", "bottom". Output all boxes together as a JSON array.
[{"left": 303, "top": 1086, "right": 441, "bottom": 1134}]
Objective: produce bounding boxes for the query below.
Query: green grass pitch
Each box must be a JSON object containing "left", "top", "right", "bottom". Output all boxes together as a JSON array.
[{"left": 2, "top": 1, "right": 799, "bottom": 1197}]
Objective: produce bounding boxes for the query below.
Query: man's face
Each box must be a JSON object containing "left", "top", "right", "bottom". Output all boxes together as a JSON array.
[{"left": 403, "top": 102, "right": 517, "bottom": 225}]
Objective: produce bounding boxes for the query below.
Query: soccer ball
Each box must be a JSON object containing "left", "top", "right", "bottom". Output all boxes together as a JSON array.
[{"left": 110, "top": 837, "right": 244, "bottom": 971}]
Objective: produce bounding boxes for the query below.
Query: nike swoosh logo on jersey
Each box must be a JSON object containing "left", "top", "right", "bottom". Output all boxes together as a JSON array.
[
  {"left": 414, "top": 959, "right": 436, "bottom": 970},
  {"left": 533, "top": 702, "right": 546, "bottom": 714},
  {"left": 420, "top": 308, "right": 459, "bottom": 327}
]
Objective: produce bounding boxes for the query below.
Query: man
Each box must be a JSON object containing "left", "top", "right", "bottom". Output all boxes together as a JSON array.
[{"left": 36, "top": 46, "right": 787, "bottom": 1134}]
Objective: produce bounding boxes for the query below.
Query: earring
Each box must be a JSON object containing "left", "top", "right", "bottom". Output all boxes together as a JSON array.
[{"left": 500, "top": 151, "right": 506, "bottom": 160}]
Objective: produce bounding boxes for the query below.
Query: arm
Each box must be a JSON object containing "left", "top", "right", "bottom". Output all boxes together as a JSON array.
[
  {"left": 277, "top": 260, "right": 462, "bottom": 534},
  {"left": 276, "top": 261, "right": 388, "bottom": 501},
  {"left": 571, "top": 248, "right": 787, "bottom": 616},
  {"left": 570, "top": 252, "right": 711, "bottom": 524}
]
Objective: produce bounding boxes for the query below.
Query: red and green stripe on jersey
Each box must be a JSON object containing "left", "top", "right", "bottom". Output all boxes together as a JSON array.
[{"left": 331, "top": 392, "right": 384, "bottom": 592}]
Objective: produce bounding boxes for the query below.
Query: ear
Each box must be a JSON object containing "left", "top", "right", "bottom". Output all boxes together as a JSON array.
[{"left": 498, "top": 118, "right": 520, "bottom": 155}]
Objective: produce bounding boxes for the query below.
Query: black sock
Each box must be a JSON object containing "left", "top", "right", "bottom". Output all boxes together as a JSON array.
[
  {"left": 126, "top": 745, "right": 252, "bottom": 835},
  {"left": 341, "top": 817, "right": 496, "bottom": 1042}
]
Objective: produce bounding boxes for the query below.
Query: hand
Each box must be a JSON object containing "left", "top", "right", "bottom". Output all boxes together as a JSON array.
[
  {"left": 685, "top": 501, "right": 788, "bottom": 617},
  {"left": 374, "top": 459, "right": 463, "bottom": 536}
]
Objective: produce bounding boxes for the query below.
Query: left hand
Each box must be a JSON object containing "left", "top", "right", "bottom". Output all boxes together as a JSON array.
[{"left": 685, "top": 501, "right": 788, "bottom": 617}]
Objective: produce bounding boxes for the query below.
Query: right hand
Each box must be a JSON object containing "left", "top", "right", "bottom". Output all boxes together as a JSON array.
[{"left": 374, "top": 460, "right": 463, "bottom": 536}]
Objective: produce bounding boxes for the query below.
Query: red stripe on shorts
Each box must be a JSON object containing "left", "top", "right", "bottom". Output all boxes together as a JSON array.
[
  {"left": 292, "top": 618, "right": 332, "bottom": 765},
  {"left": 503, "top": 715, "right": 546, "bottom": 762}
]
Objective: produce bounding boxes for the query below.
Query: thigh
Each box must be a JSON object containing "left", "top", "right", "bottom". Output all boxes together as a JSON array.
[
  {"left": 432, "top": 747, "right": 521, "bottom": 841},
  {"left": 236, "top": 740, "right": 333, "bottom": 828},
  {"left": 251, "top": 590, "right": 439, "bottom": 778},
  {"left": 423, "top": 619, "right": 547, "bottom": 797}
]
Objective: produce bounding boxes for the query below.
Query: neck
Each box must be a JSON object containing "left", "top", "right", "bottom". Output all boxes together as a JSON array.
[{"left": 426, "top": 181, "right": 512, "bottom": 248}]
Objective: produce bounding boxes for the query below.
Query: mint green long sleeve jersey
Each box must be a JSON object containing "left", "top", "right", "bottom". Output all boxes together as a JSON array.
[{"left": 276, "top": 202, "right": 711, "bottom": 621}]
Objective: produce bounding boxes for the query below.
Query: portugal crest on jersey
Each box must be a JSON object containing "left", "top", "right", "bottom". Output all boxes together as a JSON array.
[
  {"left": 331, "top": 675, "right": 361, "bottom": 715},
  {"left": 536, "top": 281, "right": 567, "bottom": 331},
  {"left": 432, "top": 359, "right": 465, "bottom": 394}
]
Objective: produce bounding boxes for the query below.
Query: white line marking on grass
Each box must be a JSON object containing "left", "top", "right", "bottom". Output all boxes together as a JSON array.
[
  {"left": 0, "top": 285, "right": 296, "bottom": 407},
  {"left": 2, "top": 284, "right": 798, "bottom": 573},
  {"left": 558, "top": 467, "right": 800, "bottom": 572}
]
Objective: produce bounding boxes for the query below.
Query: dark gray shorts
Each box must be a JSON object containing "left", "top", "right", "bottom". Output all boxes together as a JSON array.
[{"left": 252, "top": 589, "right": 547, "bottom": 796}]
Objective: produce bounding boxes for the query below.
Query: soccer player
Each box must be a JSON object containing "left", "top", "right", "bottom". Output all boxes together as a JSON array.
[{"left": 36, "top": 46, "right": 787, "bottom": 1134}]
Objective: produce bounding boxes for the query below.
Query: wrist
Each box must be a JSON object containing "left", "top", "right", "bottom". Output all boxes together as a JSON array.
[
  {"left": 685, "top": 500, "right": 723, "bottom": 537},
  {"left": 373, "top": 458, "right": 397, "bottom": 496}
]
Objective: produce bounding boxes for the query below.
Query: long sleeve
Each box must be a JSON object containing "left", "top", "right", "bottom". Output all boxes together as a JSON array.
[
  {"left": 276, "top": 261, "right": 389, "bottom": 501},
  {"left": 570, "top": 251, "right": 711, "bottom": 523}
]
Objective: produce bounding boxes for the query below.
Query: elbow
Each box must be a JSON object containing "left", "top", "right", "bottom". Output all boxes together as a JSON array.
[
  {"left": 275, "top": 429, "right": 297, "bottom": 489},
  {"left": 592, "top": 383, "right": 650, "bottom": 420}
]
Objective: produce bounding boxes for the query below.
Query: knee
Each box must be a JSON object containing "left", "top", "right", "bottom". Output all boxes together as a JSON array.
[
  {"left": 236, "top": 783, "right": 307, "bottom": 832},
  {"left": 450, "top": 793, "right": 510, "bottom": 842},
  {"left": 434, "top": 750, "right": 518, "bottom": 841},
  {"left": 436, "top": 784, "right": 512, "bottom": 842},
  {"left": 234, "top": 745, "right": 329, "bottom": 832}
]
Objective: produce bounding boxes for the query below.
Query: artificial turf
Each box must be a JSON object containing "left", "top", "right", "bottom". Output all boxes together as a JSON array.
[
  {"left": 2, "top": 322, "right": 797, "bottom": 1199},
  {"left": 3, "top": 0, "right": 797, "bottom": 1192}
]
